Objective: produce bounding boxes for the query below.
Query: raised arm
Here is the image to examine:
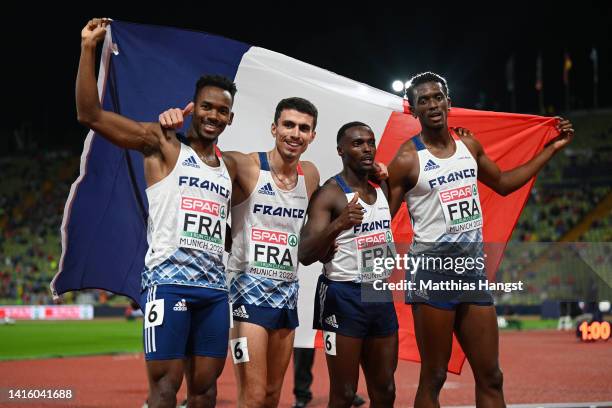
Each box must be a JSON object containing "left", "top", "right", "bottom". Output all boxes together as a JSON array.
[
  {"left": 464, "top": 118, "right": 574, "bottom": 196},
  {"left": 299, "top": 183, "right": 363, "bottom": 266},
  {"left": 76, "top": 18, "right": 171, "bottom": 154}
]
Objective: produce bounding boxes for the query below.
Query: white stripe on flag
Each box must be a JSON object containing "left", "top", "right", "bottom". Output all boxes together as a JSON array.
[{"left": 222, "top": 46, "right": 403, "bottom": 347}]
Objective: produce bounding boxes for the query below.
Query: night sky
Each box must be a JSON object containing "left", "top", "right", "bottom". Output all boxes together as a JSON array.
[{"left": 2, "top": 3, "right": 610, "bottom": 150}]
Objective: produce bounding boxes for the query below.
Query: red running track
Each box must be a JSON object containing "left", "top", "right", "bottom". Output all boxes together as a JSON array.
[{"left": 0, "top": 330, "right": 610, "bottom": 407}]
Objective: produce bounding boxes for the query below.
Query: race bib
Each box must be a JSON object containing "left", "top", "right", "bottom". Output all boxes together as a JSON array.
[
  {"left": 247, "top": 227, "right": 298, "bottom": 281},
  {"left": 356, "top": 230, "right": 396, "bottom": 282},
  {"left": 438, "top": 184, "right": 483, "bottom": 234},
  {"left": 144, "top": 299, "right": 164, "bottom": 329},
  {"left": 178, "top": 196, "right": 227, "bottom": 255}
]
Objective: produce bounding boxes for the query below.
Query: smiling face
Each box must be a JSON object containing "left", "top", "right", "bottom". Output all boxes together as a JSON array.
[
  {"left": 271, "top": 109, "right": 316, "bottom": 161},
  {"left": 410, "top": 81, "right": 451, "bottom": 130},
  {"left": 337, "top": 125, "right": 376, "bottom": 174},
  {"left": 191, "top": 85, "right": 234, "bottom": 141}
]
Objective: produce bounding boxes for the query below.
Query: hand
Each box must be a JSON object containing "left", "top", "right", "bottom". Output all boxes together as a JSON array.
[
  {"left": 159, "top": 102, "right": 194, "bottom": 129},
  {"left": 320, "top": 240, "right": 339, "bottom": 263},
  {"left": 335, "top": 192, "right": 364, "bottom": 231},
  {"left": 373, "top": 162, "right": 389, "bottom": 180},
  {"left": 452, "top": 127, "right": 474, "bottom": 138},
  {"left": 550, "top": 117, "right": 575, "bottom": 151},
  {"left": 81, "top": 18, "right": 111, "bottom": 47}
]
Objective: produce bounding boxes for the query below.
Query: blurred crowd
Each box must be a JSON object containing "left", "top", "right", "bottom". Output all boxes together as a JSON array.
[
  {"left": 0, "top": 151, "right": 78, "bottom": 304},
  {"left": 1, "top": 113, "right": 610, "bottom": 305}
]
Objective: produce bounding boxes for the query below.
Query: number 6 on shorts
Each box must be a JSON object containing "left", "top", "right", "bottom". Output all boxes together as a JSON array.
[
  {"left": 144, "top": 299, "right": 164, "bottom": 329},
  {"left": 323, "top": 331, "right": 337, "bottom": 356},
  {"left": 230, "top": 337, "right": 250, "bottom": 364}
]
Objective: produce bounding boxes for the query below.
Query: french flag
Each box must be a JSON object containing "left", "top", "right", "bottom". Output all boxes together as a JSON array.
[{"left": 50, "top": 20, "right": 560, "bottom": 373}]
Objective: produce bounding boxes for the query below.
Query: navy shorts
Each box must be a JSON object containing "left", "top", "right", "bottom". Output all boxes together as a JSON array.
[
  {"left": 313, "top": 275, "right": 398, "bottom": 338},
  {"left": 231, "top": 302, "right": 299, "bottom": 330},
  {"left": 406, "top": 269, "right": 494, "bottom": 310},
  {"left": 141, "top": 285, "right": 229, "bottom": 360}
]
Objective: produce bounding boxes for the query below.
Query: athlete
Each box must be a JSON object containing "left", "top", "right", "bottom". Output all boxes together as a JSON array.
[
  {"left": 77, "top": 19, "right": 235, "bottom": 408},
  {"left": 159, "top": 97, "right": 320, "bottom": 408},
  {"left": 299, "top": 122, "right": 398, "bottom": 408},
  {"left": 386, "top": 71, "right": 574, "bottom": 407}
]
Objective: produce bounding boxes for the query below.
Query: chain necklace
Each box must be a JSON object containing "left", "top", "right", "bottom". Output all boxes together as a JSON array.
[
  {"left": 194, "top": 149, "right": 219, "bottom": 166},
  {"left": 268, "top": 154, "right": 298, "bottom": 190}
]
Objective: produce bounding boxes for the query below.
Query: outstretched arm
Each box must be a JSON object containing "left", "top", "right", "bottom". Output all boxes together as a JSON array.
[
  {"left": 299, "top": 184, "right": 363, "bottom": 266},
  {"left": 465, "top": 118, "right": 574, "bottom": 196},
  {"left": 76, "top": 18, "right": 170, "bottom": 154}
]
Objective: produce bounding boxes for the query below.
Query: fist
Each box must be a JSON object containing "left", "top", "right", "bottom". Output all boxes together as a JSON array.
[
  {"left": 336, "top": 192, "right": 364, "bottom": 231},
  {"left": 81, "top": 18, "right": 111, "bottom": 46},
  {"left": 159, "top": 102, "right": 194, "bottom": 129},
  {"left": 550, "top": 117, "right": 575, "bottom": 151}
]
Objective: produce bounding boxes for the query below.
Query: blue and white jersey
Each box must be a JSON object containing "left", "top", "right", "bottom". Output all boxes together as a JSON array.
[
  {"left": 323, "top": 175, "right": 396, "bottom": 283},
  {"left": 227, "top": 153, "right": 308, "bottom": 309},
  {"left": 142, "top": 141, "right": 231, "bottom": 291},
  {"left": 405, "top": 129, "right": 484, "bottom": 276}
]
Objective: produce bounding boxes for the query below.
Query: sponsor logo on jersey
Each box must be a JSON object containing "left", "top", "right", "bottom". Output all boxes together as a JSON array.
[
  {"left": 233, "top": 305, "right": 249, "bottom": 319},
  {"left": 325, "top": 314, "right": 339, "bottom": 328},
  {"left": 251, "top": 228, "right": 292, "bottom": 245},
  {"left": 439, "top": 185, "right": 476, "bottom": 203},
  {"left": 424, "top": 159, "right": 440, "bottom": 171},
  {"left": 173, "top": 299, "right": 188, "bottom": 311},
  {"left": 258, "top": 182, "right": 275, "bottom": 196},
  {"left": 181, "top": 197, "right": 224, "bottom": 217},
  {"left": 182, "top": 156, "right": 200, "bottom": 168}
]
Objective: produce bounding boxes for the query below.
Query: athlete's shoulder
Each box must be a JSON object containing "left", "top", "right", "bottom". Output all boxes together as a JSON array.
[
  {"left": 397, "top": 137, "right": 419, "bottom": 154},
  {"left": 389, "top": 138, "right": 419, "bottom": 169},
  {"left": 320, "top": 176, "right": 346, "bottom": 195},
  {"left": 299, "top": 160, "right": 320, "bottom": 195},
  {"left": 454, "top": 129, "right": 483, "bottom": 156},
  {"left": 299, "top": 160, "right": 319, "bottom": 175},
  {"left": 309, "top": 177, "right": 346, "bottom": 209},
  {"left": 222, "top": 150, "right": 258, "bottom": 167}
]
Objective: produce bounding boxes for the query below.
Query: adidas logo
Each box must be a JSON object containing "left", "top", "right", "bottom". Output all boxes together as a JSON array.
[
  {"left": 424, "top": 159, "right": 440, "bottom": 171},
  {"left": 324, "top": 315, "right": 339, "bottom": 328},
  {"left": 258, "top": 182, "right": 275, "bottom": 196},
  {"left": 173, "top": 299, "right": 187, "bottom": 311},
  {"left": 182, "top": 156, "right": 200, "bottom": 168},
  {"left": 233, "top": 305, "right": 250, "bottom": 319}
]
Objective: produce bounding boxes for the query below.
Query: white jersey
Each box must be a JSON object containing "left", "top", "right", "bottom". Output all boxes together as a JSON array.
[
  {"left": 142, "top": 139, "right": 231, "bottom": 291},
  {"left": 323, "top": 175, "right": 396, "bottom": 283},
  {"left": 405, "top": 129, "right": 483, "bottom": 246},
  {"left": 227, "top": 152, "right": 308, "bottom": 309}
]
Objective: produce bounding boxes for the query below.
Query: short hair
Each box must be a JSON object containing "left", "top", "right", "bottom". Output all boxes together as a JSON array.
[
  {"left": 193, "top": 74, "right": 237, "bottom": 102},
  {"left": 405, "top": 72, "right": 449, "bottom": 108},
  {"left": 336, "top": 121, "right": 372, "bottom": 145},
  {"left": 274, "top": 97, "right": 318, "bottom": 130}
]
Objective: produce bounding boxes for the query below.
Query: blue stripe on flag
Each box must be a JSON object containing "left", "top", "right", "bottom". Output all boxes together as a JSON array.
[{"left": 52, "top": 21, "right": 251, "bottom": 308}]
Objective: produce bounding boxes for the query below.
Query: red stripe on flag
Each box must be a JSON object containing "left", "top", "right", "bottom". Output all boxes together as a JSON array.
[{"left": 371, "top": 108, "right": 559, "bottom": 373}]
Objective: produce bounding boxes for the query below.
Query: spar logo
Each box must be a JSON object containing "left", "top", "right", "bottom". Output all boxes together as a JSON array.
[
  {"left": 439, "top": 185, "right": 475, "bottom": 203},
  {"left": 181, "top": 197, "right": 226, "bottom": 219},
  {"left": 356, "top": 232, "right": 387, "bottom": 250},
  {"left": 251, "top": 228, "right": 298, "bottom": 247}
]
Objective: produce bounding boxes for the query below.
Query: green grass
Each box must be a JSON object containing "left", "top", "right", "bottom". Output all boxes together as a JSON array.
[
  {"left": 0, "top": 319, "right": 142, "bottom": 360},
  {"left": 0, "top": 317, "right": 560, "bottom": 361},
  {"left": 500, "top": 317, "right": 559, "bottom": 331}
]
